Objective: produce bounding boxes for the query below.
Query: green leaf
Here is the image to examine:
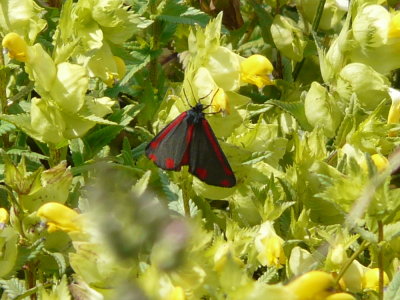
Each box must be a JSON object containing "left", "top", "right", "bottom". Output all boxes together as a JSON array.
[
  {"left": 84, "top": 104, "right": 142, "bottom": 157},
  {"left": 0, "top": 120, "right": 16, "bottom": 136},
  {"left": 0, "top": 278, "right": 26, "bottom": 299},
  {"left": 385, "top": 270, "right": 400, "bottom": 300},
  {"left": 132, "top": 170, "right": 151, "bottom": 197},
  {"left": 6, "top": 149, "right": 48, "bottom": 161},
  {"left": 248, "top": 0, "right": 274, "bottom": 45},
  {"left": 268, "top": 100, "right": 313, "bottom": 131},
  {"left": 157, "top": 0, "right": 210, "bottom": 27},
  {"left": 120, "top": 51, "right": 151, "bottom": 86},
  {"left": 42, "top": 249, "right": 67, "bottom": 276},
  {"left": 69, "top": 138, "right": 85, "bottom": 166}
]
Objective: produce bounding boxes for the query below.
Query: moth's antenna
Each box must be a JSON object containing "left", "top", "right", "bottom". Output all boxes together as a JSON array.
[
  {"left": 203, "top": 88, "right": 219, "bottom": 110},
  {"left": 188, "top": 80, "right": 213, "bottom": 103},
  {"left": 182, "top": 88, "right": 193, "bottom": 108},
  {"left": 188, "top": 81, "right": 197, "bottom": 104}
]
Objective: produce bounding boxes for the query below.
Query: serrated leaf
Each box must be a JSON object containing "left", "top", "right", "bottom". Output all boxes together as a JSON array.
[
  {"left": 0, "top": 278, "right": 26, "bottom": 299},
  {"left": 242, "top": 151, "right": 273, "bottom": 165},
  {"left": 6, "top": 149, "right": 48, "bottom": 161},
  {"left": 131, "top": 142, "right": 147, "bottom": 160},
  {"left": 257, "top": 267, "right": 279, "bottom": 284},
  {"left": 191, "top": 195, "right": 225, "bottom": 230},
  {"left": 385, "top": 270, "right": 400, "bottom": 300},
  {"left": 69, "top": 138, "right": 85, "bottom": 166},
  {"left": 0, "top": 121, "right": 16, "bottom": 136},
  {"left": 132, "top": 170, "right": 151, "bottom": 197},
  {"left": 84, "top": 104, "right": 142, "bottom": 156},
  {"left": 82, "top": 115, "right": 118, "bottom": 125},
  {"left": 120, "top": 52, "right": 151, "bottom": 86},
  {"left": 168, "top": 198, "right": 197, "bottom": 216},
  {"left": 248, "top": 0, "right": 274, "bottom": 45},
  {"left": 268, "top": 100, "right": 313, "bottom": 131},
  {"left": 157, "top": 0, "right": 209, "bottom": 27},
  {"left": 121, "top": 137, "right": 135, "bottom": 166},
  {"left": 42, "top": 249, "right": 66, "bottom": 276},
  {"left": 159, "top": 170, "right": 179, "bottom": 202}
]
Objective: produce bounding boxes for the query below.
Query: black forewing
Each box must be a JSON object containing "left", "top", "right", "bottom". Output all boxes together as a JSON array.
[
  {"left": 188, "top": 119, "right": 236, "bottom": 187},
  {"left": 145, "top": 111, "right": 192, "bottom": 170}
]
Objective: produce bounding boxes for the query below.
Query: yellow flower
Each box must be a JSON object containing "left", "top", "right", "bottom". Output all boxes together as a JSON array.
[
  {"left": 241, "top": 54, "right": 274, "bottom": 88},
  {"left": 255, "top": 221, "right": 286, "bottom": 268},
  {"left": 0, "top": 208, "right": 9, "bottom": 228},
  {"left": 286, "top": 271, "right": 335, "bottom": 300},
  {"left": 370, "top": 154, "right": 389, "bottom": 172},
  {"left": 362, "top": 268, "right": 389, "bottom": 291},
  {"left": 211, "top": 89, "right": 229, "bottom": 114},
  {"left": 37, "top": 202, "right": 82, "bottom": 233},
  {"left": 104, "top": 56, "right": 127, "bottom": 87},
  {"left": 325, "top": 293, "right": 356, "bottom": 300},
  {"left": 166, "top": 286, "right": 186, "bottom": 300},
  {"left": 2, "top": 32, "right": 29, "bottom": 62},
  {"left": 388, "top": 88, "right": 400, "bottom": 137},
  {"left": 388, "top": 12, "right": 400, "bottom": 39}
]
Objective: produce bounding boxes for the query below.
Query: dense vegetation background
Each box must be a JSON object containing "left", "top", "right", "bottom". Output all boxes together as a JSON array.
[{"left": 1, "top": 0, "right": 400, "bottom": 299}]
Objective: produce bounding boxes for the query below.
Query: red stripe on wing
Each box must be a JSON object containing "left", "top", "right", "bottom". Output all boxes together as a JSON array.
[
  {"left": 201, "top": 119, "right": 233, "bottom": 176},
  {"left": 149, "top": 112, "right": 188, "bottom": 149}
]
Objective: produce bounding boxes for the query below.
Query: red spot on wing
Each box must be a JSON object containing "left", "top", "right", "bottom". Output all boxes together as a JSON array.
[
  {"left": 220, "top": 179, "right": 231, "bottom": 187},
  {"left": 165, "top": 158, "right": 175, "bottom": 169},
  {"left": 195, "top": 168, "right": 207, "bottom": 180},
  {"left": 150, "top": 112, "right": 188, "bottom": 149},
  {"left": 201, "top": 119, "right": 233, "bottom": 176},
  {"left": 148, "top": 154, "right": 157, "bottom": 161}
]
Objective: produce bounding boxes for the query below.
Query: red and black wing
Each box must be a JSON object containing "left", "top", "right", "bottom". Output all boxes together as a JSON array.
[
  {"left": 188, "top": 119, "right": 236, "bottom": 187},
  {"left": 145, "top": 112, "right": 193, "bottom": 170}
]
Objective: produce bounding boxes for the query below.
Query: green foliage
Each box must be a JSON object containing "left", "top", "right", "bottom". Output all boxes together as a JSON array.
[{"left": 1, "top": 0, "right": 400, "bottom": 299}]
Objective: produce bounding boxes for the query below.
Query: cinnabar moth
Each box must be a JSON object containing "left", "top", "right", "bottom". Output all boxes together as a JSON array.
[{"left": 145, "top": 98, "right": 236, "bottom": 188}]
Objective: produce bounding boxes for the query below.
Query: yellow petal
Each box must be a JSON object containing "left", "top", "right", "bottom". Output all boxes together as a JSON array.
[
  {"left": 326, "top": 292, "right": 356, "bottom": 300},
  {"left": 362, "top": 268, "right": 389, "bottom": 291},
  {"left": 371, "top": 154, "right": 388, "bottom": 172},
  {"left": 37, "top": 202, "right": 81, "bottom": 233},
  {"left": 2, "top": 32, "right": 29, "bottom": 62},
  {"left": 212, "top": 89, "right": 230, "bottom": 114},
  {"left": 388, "top": 12, "right": 400, "bottom": 39},
  {"left": 241, "top": 54, "right": 274, "bottom": 88},
  {"left": 166, "top": 286, "right": 185, "bottom": 300},
  {"left": 0, "top": 208, "right": 9, "bottom": 225},
  {"left": 286, "top": 271, "right": 335, "bottom": 300},
  {"left": 114, "top": 56, "right": 126, "bottom": 79}
]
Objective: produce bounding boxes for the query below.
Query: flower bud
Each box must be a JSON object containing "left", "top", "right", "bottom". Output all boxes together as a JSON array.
[
  {"left": 271, "top": 15, "right": 306, "bottom": 62},
  {"left": 305, "top": 82, "right": 342, "bottom": 137},
  {"left": 353, "top": 5, "right": 390, "bottom": 47},
  {"left": 336, "top": 63, "right": 389, "bottom": 111}
]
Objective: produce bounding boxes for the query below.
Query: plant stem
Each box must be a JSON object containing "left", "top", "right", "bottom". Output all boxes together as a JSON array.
[
  {"left": 334, "top": 240, "right": 370, "bottom": 286},
  {"left": 312, "top": 0, "right": 326, "bottom": 32},
  {"left": 181, "top": 168, "right": 191, "bottom": 217},
  {"left": 149, "top": 0, "right": 161, "bottom": 88},
  {"left": 293, "top": 0, "right": 326, "bottom": 80},
  {"left": 378, "top": 220, "right": 384, "bottom": 300}
]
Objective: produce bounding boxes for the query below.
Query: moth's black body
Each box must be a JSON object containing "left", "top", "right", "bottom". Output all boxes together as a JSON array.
[{"left": 145, "top": 103, "right": 236, "bottom": 187}]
